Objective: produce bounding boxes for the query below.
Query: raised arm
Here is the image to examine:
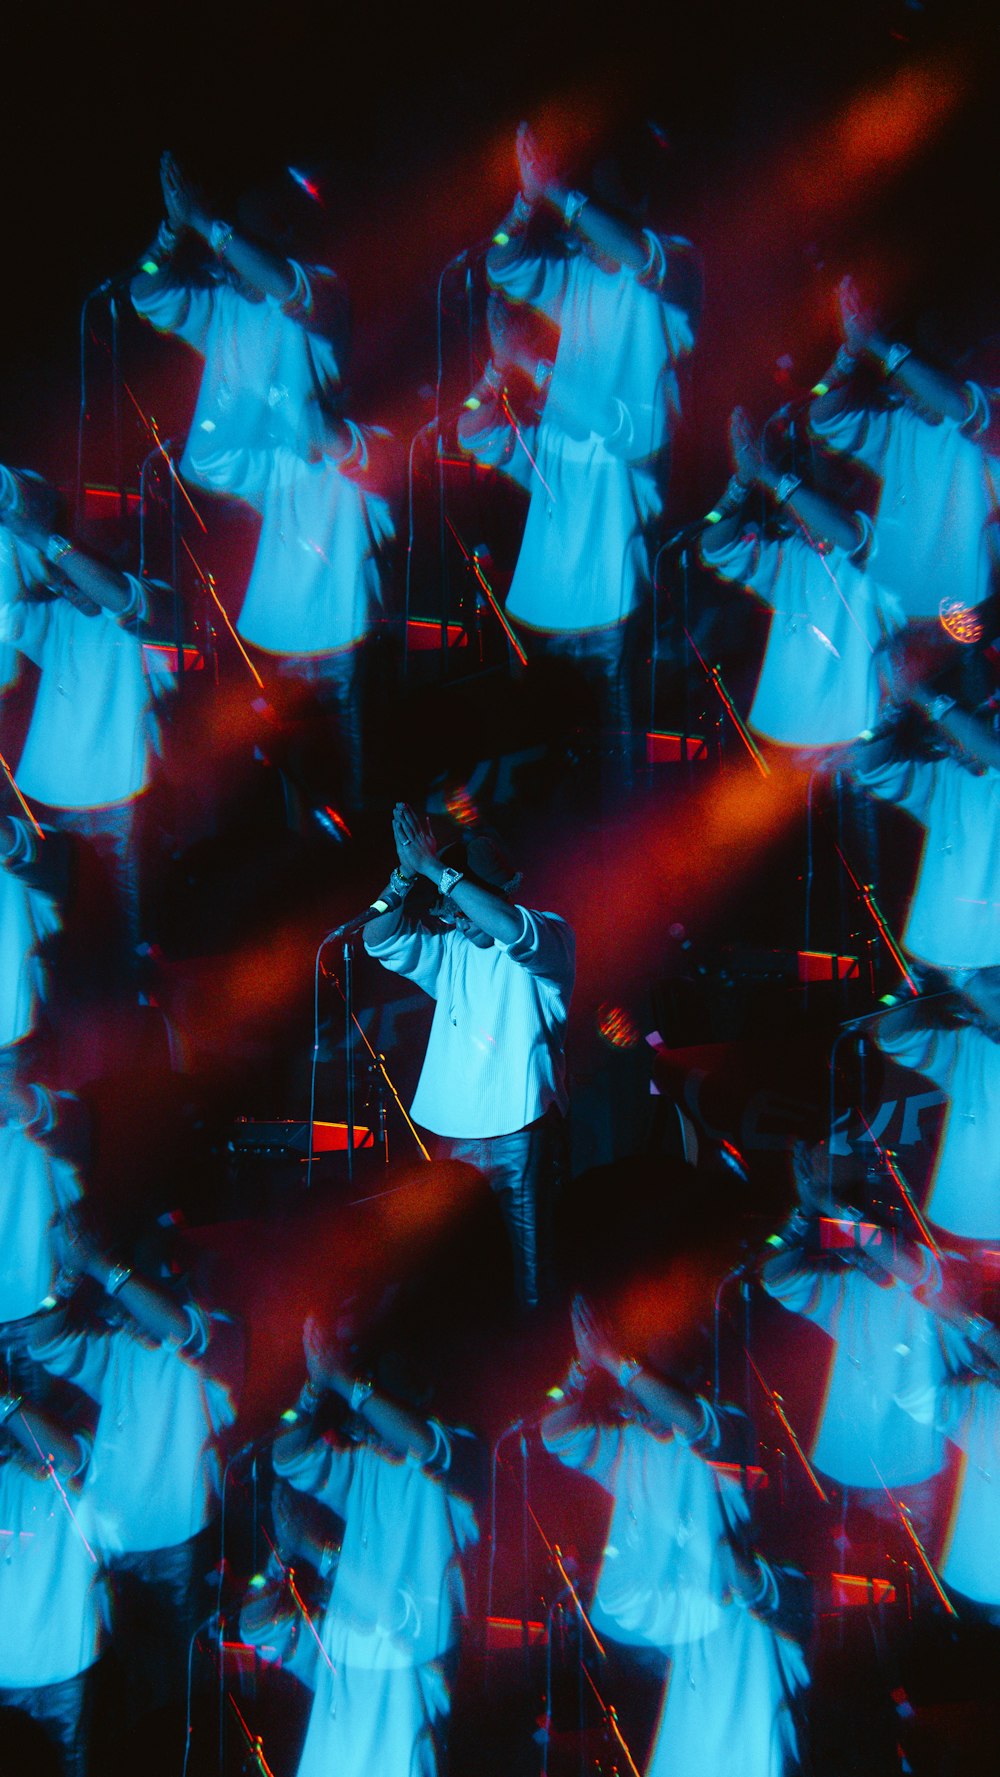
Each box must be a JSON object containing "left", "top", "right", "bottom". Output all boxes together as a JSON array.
[
  {"left": 2, "top": 475, "right": 134, "bottom": 617},
  {"left": 140, "top": 150, "right": 299, "bottom": 305},
  {"left": 876, "top": 631, "right": 1000, "bottom": 773},
  {"left": 813, "top": 275, "right": 974, "bottom": 429},
  {"left": 391, "top": 802, "right": 523, "bottom": 945},
  {"left": 713, "top": 407, "right": 866, "bottom": 557},
  {"left": 54, "top": 1210, "right": 194, "bottom": 1350},
  {"left": 568, "top": 1294, "right": 708, "bottom": 1440},
  {"left": 490, "top": 121, "right": 653, "bottom": 283},
  {"left": 277, "top": 1314, "right": 437, "bottom": 1467}
]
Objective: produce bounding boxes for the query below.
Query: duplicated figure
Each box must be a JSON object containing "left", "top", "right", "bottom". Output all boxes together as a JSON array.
[
  {"left": 760, "top": 1144, "right": 957, "bottom": 1521},
  {"left": 133, "top": 155, "right": 391, "bottom": 816},
  {"left": 238, "top": 1478, "right": 342, "bottom": 1696},
  {"left": 0, "top": 1389, "right": 107, "bottom": 1777},
  {"left": 541, "top": 1296, "right": 808, "bottom": 1777},
  {"left": 808, "top": 275, "right": 1000, "bottom": 624},
  {"left": 843, "top": 670, "right": 1000, "bottom": 977},
  {"left": 0, "top": 466, "right": 172, "bottom": 953},
  {"left": 272, "top": 1312, "right": 480, "bottom": 1777},
  {"left": 0, "top": 1061, "right": 83, "bottom": 1327},
  {"left": 28, "top": 1214, "right": 240, "bottom": 1749},
  {"left": 132, "top": 152, "right": 346, "bottom": 485},
  {"left": 459, "top": 122, "right": 701, "bottom": 769},
  {"left": 873, "top": 986, "right": 1000, "bottom": 1242},
  {"left": 897, "top": 1317, "right": 1000, "bottom": 1623},
  {"left": 0, "top": 804, "right": 68, "bottom": 1052},
  {"left": 195, "top": 400, "right": 394, "bottom": 816},
  {"left": 364, "top": 803, "right": 575, "bottom": 1310},
  {"left": 700, "top": 408, "right": 895, "bottom": 751}
]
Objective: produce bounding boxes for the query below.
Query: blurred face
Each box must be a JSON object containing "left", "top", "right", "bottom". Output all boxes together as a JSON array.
[{"left": 432, "top": 897, "right": 494, "bottom": 947}]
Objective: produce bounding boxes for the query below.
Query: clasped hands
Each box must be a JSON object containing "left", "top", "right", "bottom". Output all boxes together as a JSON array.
[{"left": 392, "top": 802, "right": 441, "bottom": 884}]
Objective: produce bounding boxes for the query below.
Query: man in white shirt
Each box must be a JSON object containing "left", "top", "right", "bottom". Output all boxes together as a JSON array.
[{"left": 364, "top": 803, "right": 575, "bottom": 1309}]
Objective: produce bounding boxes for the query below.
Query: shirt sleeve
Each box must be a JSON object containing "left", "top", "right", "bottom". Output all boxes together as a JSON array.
[
  {"left": 282, "top": 261, "right": 347, "bottom": 349},
  {"left": 274, "top": 1431, "right": 355, "bottom": 1518},
  {"left": 873, "top": 1020, "right": 954, "bottom": 1083},
  {"left": 27, "top": 1324, "right": 113, "bottom": 1403},
  {"left": 640, "top": 233, "right": 703, "bottom": 341},
  {"left": 498, "top": 907, "right": 576, "bottom": 990},
  {"left": 540, "top": 1412, "right": 624, "bottom": 1490},
  {"left": 427, "top": 1422, "right": 484, "bottom": 1505},
  {"left": 130, "top": 275, "right": 216, "bottom": 353},
  {"left": 700, "top": 521, "right": 783, "bottom": 604},
  {"left": 849, "top": 746, "right": 938, "bottom": 820},
  {"left": 808, "top": 397, "right": 881, "bottom": 460},
  {"left": 487, "top": 236, "right": 569, "bottom": 318},
  {"left": 456, "top": 397, "right": 521, "bottom": 475},
  {"left": 192, "top": 442, "right": 273, "bottom": 511},
  {"left": 761, "top": 1251, "right": 844, "bottom": 1334},
  {"left": 364, "top": 918, "right": 449, "bottom": 998},
  {"left": 0, "top": 816, "right": 71, "bottom": 901}
]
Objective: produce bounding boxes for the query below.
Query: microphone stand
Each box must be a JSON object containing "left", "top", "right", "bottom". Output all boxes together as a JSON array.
[
  {"left": 403, "top": 416, "right": 440, "bottom": 685},
  {"left": 653, "top": 535, "right": 770, "bottom": 778},
  {"left": 824, "top": 819, "right": 918, "bottom": 996},
  {"left": 743, "top": 1347, "right": 830, "bottom": 1504},
  {"left": 869, "top": 1459, "right": 957, "bottom": 1618},
  {"left": 445, "top": 517, "right": 527, "bottom": 667},
  {"left": 306, "top": 924, "right": 431, "bottom": 1189},
  {"left": 226, "top": 1693, "right": 276, "bottom": 1777},
  {"left": 107, "top": 293, "right": 126, "bottom": 534},
  {"left": 538, "top": 1530, "right": 643, "bottom": 1777},
  {"left": 0, "top": 749, "right": 44, "bottom": 838},
  {"left": 507, "top": 1432, "right": 643, "bottom": 1777},
  {"left": 854, "top": 1110, "right": 943, "bottom": 1263},
  {"left": 75, "top": 285, "right": 104, "bottom": 526},
  {"left": 343, "top": 939, "right": 355, "bottom": 1185},
  {"left": 713, "top": 1259, "right": 746, "bottom": 1405}
]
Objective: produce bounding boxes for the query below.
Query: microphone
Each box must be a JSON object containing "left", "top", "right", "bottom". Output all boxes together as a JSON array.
[
  {"left": 499, "top": 1390, "right": 579, "bottom": 1441},
  {"left": 838, "top": 988, "right": 955, "bottom": 1034},
  {"left": 323, "top": 876, "right": 412, "bottom": 944},
  {"left": 441, "top": 229, "right": 501, "bottom": 274},
  {"left": 226, "top": 1431, "right": 276, "bottom": 1465},
  {"left": 89, "top": 258, "right": 147, "bottom": 298},
  {"left": 91, "top": 273, "right": 132, "bottom": 297},
  {"left": 497, "top": 1411, "right": 545, "bottom": 1443},
  {"left": 661, "top": 489, "right": 750, "bottom": 553}
]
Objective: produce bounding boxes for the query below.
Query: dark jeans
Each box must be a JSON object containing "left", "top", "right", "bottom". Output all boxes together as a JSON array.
[
  {"left": 0, "top": 1664, "right": 97, "bottom": 1777},
  {"left": 436, "top": 1107, "right": 566, "bottom": 1309},
  {"left": 273, "top": 645, "right": 366, "bottom": 814},
  {"left": 523, "top": 615, "right": 640, "bottom": 785},
  {"left": 107, "top": 1523, "right": 216, "bottom": 1731},
  {"left": 37, "top": 796, "right": 142, "bottom": 960}
]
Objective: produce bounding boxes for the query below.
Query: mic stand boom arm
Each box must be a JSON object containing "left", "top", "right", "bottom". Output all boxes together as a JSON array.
[{"left": 321, "top": 941, "right": 431, "bottom": 1166}]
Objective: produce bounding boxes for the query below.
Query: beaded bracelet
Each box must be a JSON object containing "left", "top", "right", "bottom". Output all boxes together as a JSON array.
[{"left": 388, "top": 866, "right": 416, "bottom": 898}]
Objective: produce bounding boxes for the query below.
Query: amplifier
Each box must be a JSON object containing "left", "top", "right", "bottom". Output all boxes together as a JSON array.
[{"left": 231, "top": 1119, "right": 373, "bottom": 1157}]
